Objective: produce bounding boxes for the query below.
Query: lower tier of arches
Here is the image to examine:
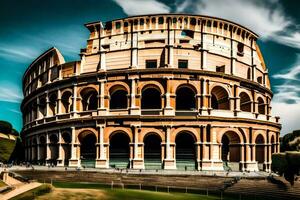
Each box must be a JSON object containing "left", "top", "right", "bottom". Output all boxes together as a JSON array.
[{"left": 23, "top": 122, "right": 280, "bottom": 172}]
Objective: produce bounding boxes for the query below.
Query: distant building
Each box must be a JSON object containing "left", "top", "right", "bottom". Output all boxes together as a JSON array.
[{"left": 21, "top": 14, "right": 281, "bottom": 172}]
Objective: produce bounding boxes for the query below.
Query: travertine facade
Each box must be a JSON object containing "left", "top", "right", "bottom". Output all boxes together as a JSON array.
[{"left": 21, "top": 14, "right": 281, "bottom": 171}]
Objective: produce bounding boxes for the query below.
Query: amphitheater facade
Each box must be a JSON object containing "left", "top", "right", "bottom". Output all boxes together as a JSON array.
[{"left": 21, "top": 14, "right": 281, "bottom": 172}]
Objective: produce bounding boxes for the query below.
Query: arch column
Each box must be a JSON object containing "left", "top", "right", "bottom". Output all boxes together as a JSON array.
[
  {"left": 71, "top": 84, "right": 78, "bottom": 117},
  {"left": 210, "top": 127, "right": 223, "bottom": 170},
  {"left": 36, "top": 136, "right": 41, "bottom": 163},
  {"left": 95, "top": 125, "right": 108, "bottom": 168},
  {"left": 200, "top": 79, "right": 210, "bottom": 115},
  {"left": 69, "top": 127, "right": 79, "bottom": 167},
  {"left": 56, "top": 89, "right": 62, "bottom": 115},
  {"left": 97, "top": 79, "right": 107, "bottom": 115},
  {"left": 129, "top": 77, "right": 140, "bottom": 115},
  {"left": 45, "top": 93, "right": 50, "bottom": 117},
  {"left": 57, "top": 130, "right": 64, "bottom": 166},
  {"left": 132, "top": 125, "right": 144, "bottom": 169},
  {"left": 164, "top": 78, "right": 175, "bottom": 115},
  {"left": 46, "top": 133, "right": 51, "bottom": 164},
  {"left": 163, "top": 126, "right": 176, "bottom": 169}
]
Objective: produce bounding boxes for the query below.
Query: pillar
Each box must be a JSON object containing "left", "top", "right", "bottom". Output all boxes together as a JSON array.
[
  {"left": 98, "top": 80, "right": 107, "bottom": 115},
  {"left": 132, "top": 125, "right": 144, "bottom": 169},
  {"left": 57, "top": 89, "right": 62, "bottom": 115},
  {"left": 164, "top": 78, "right": 175, "bottom": 115},
  {"left": 71, "top": 84, "right": 78, "bottom": 117},
  {"left": 69, "top": 126, "right": 79, "bottom": 167},
  {"left": 129, "top": 78, "right": 140, "bottom": 115},
  {"left": 95, "top": 125, "right": 108, "bottom": 168},
  {"left": 46, "top": 133, "right": 51, "bottom": 164},
  {"left": 57, "top": 130, "right": 64, "bottom": 166},
  {"left": 163, "top": 126, "right": 176, "bottom": 169},
  {"left": 45, "top": 93, "right": 50, "bottom": 117}
]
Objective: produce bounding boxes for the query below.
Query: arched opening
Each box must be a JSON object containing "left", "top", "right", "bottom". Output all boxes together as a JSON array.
[
  {"left": 255, "top": 134, "right": 265, "bottom": 171},
  {"left": 247, "top": 68, "right": 251, "bottom": 80},
  {"left": 39, "top": 97, "right": 47, "bottom": 117},
  {"left": 141, "top": 87, "right": 161, "bottom": 109},
  {"left": 81, "top": 88, "right": 98, "bottom": 111},
  {"left": 109, "top": 132, "right": 130, "bottom": 168},
  {"left": 175, "top": 132, "right": 196, "bottom": 170},
  {"left": 239, "top": 92, "right": 251, "bottom": 112},
  {"left": 271, "top": 135, "right": 275, "bottom": 155},
  {"left": 211, "top": 86, "right": 230, "bottom": 110},
  {"left": 257, "top": 97, "right": 265, "bottom": 115},
  {"left": 221, "top": 131, "right": 241, "bottom": 171},
  {"left": 49, "top": 134, "right": 59, "bottom": 165},
  {"left": 32, "top": 138, "right": 38, "bottom": 164},
  {"left": 61, "top": 91, "right": 72, "bottom": 113},
  {"left": 62, "top": 132, "right": 71, "bottom": 166},
  {"left": 39, "top": 136, "right": 46, "bottom": 165},
  {"left": 144, "top": 134, "right": 162, "bottom": 169},
  {"left": 49, "top": 93, "right": 57, "bottom": 116},
  {"left": 110, "top": 89, "right": 128, "bottom": 109},
  {"left": 79, "top": 131, "right": 96, "bottom": 168},
  {"left": 176, "top": 86, "right": 196, "bottom": 110}
]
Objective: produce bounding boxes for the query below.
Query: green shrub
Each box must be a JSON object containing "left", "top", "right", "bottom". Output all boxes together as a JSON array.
[
  {"left": 272, "top": 151, "right": 300, "bottom": 185},
  {"left": 0, "top": 120, "right": 12, "bottom": 134},
  {"left": 271, "top": 153, "right": 288, "bottom": 175}
]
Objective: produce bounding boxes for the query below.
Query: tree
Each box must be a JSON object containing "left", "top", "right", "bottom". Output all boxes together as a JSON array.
[{"left": 272, "top": 152, "right": 300, "bottom": 185}]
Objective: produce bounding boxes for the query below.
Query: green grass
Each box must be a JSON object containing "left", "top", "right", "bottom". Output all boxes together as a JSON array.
[
  {"left": 0, "top": 137, "right": 16, "bottom": 162},
  {"left": 52, "top": 182, "right": 240, "bottom": 200},
  {"left": 10, "top": 184, "right": 52, "bottom": 200}
]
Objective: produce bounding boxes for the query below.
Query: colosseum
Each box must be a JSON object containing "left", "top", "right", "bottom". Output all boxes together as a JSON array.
[{"left": 21, "top": 14, "right": 281, "bottom": 172}]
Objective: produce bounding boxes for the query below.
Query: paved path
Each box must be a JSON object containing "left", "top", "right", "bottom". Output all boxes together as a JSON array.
[
  {"left": 0, "top": 182, "right": 41, "bottom": 200},
  {"left": 9, "top": 165, "right": 271, "bottom": 178}
]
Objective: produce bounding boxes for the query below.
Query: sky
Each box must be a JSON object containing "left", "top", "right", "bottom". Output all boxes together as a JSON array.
[{"left": 0, "top": 0, "right": 299, "bottom": 135}]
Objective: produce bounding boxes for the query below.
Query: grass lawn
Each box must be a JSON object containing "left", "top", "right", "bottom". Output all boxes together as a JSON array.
[
  {"left": 11, "top": 182, "right": 269, "bottom": 200},
  {"left": 38, "top": 187, "right": 221, "bottom": 200},
  {"left": 0, "top": 137, "right": 16, "bottom": 162}
]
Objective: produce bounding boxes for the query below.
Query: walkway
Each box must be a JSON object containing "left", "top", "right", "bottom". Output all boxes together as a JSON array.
[{"left": 0, "top": 182, "right": 41, "bottom": 200}]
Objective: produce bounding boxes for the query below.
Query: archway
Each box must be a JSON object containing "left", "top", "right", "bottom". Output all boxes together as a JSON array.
[
  {"left": 109, "top": 132, "right": 130, "bottom": 168},
  {"left": 79, "top": 131, "right": 96, "bottom": 168},
  {"left": 49, "top": 134, "right": 59, "bottom": 165},
  {"left": 32, "top": 138, "right": 38, "bottom": 164},
  {"left": 221, "top": 131, "right": 241, "bottom": 171},
  {"left": 62, "top": 132, "right": 71, "bottom": 166},
  {"left": 81, "top": 88, "right": 98, "bottom": 111},
  {"left": 141, "top": 87, "right": 161, "bottom": 109},
  {"left": 144, "top": 133, "right": 162, "bottom": 169},
  {"left": 110, "top": 89, "right": 128, "bottom": 109},
  {"left": 39, "top": 136, "right": 46, "bottom": 164},
  {"left": 49, "top": 93, "right": 57, "bottom": 116},
  {"left": 176, "top": 86, "right": 196, "bottom": 110},
  {"left": 239, "top": 92, "right": 251, "bottom": 112},
  {"left": 61, "top": 91, "right": 72, "bottom": 113},
  {"left": 271, "top": 135, "right": 275, "bottom": 154},
  {"left": 175, "top": 132, "right": 196, "bottom": 170},
  {"left": 211, "top": 86, "right": 230, "bottom": 110},
  {"left": 255, "top": 134, "right": 265, "bottom": 171},
  {"left": 257, "top": 97, "right": 265, "bottom": 115}
]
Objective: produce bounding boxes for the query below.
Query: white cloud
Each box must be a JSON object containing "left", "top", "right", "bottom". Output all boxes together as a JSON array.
[
  {"left": 0, "top": 82, "right": 23, "bottom": 103},
  {"left": 272, "top": 102, "right": 300, "bottom": 135},
  {"left": 273, "top": 65, "right": 300, "bottom": 80},
  {"left": 0, "top": 45, "right": 38, "bottom": 61},
  {"left": 174, "top": 0, "right": 300, "bottom": 49},
  {"left": 272, "top": 55, "right": 300, "bottom": 135},
  {"left": 113, "top": 0, "right": 171, "bottom": 15}
]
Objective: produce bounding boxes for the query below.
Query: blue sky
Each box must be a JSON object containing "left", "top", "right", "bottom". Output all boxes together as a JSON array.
[{"left": 0, "top": 0, "right": 299, "bottom": 135}]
